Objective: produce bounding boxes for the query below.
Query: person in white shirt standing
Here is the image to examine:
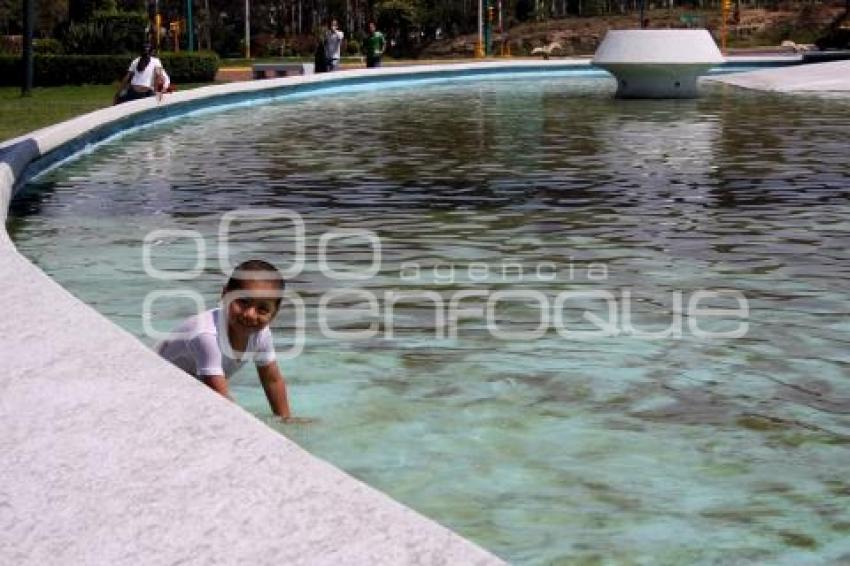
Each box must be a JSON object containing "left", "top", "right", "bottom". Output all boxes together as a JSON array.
[
  {"left": 114, "top": 43, "right": 166, "bottom": 104},
  {"left": 323, "top": 18, "right": 345, "bottom": 72}
]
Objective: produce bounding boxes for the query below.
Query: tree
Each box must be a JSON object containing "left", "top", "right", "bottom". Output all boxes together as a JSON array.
[{"left": 373, "top": 0, "right": 418, "bottom": 53}]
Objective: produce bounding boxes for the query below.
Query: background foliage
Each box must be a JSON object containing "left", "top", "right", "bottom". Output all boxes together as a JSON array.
[{"left": 1, "top": 0, "right": 847, "bottom": 58}]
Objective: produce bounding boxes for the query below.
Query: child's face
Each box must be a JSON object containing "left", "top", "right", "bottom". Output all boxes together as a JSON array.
[{"left": 223, "top": 279, "right": 281, "bottom": 333}]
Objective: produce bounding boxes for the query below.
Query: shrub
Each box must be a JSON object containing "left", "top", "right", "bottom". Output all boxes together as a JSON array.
[
  {"left": 62, "top": 22, "right": 110, "bottom": 54},
  {"left": 158, "top": 51, "right": 220, "bottom": 83},
  {"left": 61, "top": 11, "right": 147, "bottom": 54},
  {"left": 0, "top": 54, "right": 127, "bottom": 86},
  {"left": 92, "top": 11, "right": 148, "bottom": 53},
  {"left": 816, "top": 28, "right": 850, "bottom": 50},
  {"left": 0, "top": 56, "right": 15, "bottom": 81},
  {"left": 0, "top": 52, "right": 219, "bottom": 86},
  {"left": 34, "top": 38, "right": 63, "bottom": 54},
  {"left": 346, "top": 38, "right": 361, "bottom": 55},
  {"left": 286, "top": 35, "right": 319, "bottom": 56},
  {"left": 1, "top": 35, "right": 23, "bottom": 55},
  {"left": 254, "top": 33, "right": 285, "bottom": 57}
]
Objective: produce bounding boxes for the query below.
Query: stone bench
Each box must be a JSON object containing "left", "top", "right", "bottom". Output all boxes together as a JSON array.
[{"left": 252, "top": 62, "right": 315, "bottom": 79}]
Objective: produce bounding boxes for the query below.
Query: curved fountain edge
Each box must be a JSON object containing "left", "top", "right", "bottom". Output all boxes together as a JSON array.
[{"left": 0, "top": 57, "right": 802, "bottom": 564}]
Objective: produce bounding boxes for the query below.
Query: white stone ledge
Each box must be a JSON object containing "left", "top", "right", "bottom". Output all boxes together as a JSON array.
[
  {"left": 706, "top": 60, "right": 850, "bottom": 92},
  {"left": 0, "top": 63, "right": 531, "bottom": 565}
]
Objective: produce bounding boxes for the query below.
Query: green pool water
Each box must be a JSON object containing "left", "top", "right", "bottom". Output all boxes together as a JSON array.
[{"left": 8, "top": 76, "right": 850, "bottom": 564}]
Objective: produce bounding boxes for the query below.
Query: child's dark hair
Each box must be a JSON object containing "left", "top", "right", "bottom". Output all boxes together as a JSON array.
[
  {"left": 137, "top": 43, "right": 152, "bottom": 72},
  {"left": 224, "top": 259, "right": 286, "bottom": 306}
]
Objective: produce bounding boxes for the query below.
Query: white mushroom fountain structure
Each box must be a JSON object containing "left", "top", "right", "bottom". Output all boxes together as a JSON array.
[{"left": 592, "top": 29, "right": 725, "bottom": 98}]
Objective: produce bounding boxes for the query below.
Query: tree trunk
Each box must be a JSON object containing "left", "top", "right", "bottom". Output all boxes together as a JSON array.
[
  {"left": 22, "top": 0, "right": 34, "bottom": 95},
  {"left": 204, "top": 0, "right": 211, "bottom": 50}
]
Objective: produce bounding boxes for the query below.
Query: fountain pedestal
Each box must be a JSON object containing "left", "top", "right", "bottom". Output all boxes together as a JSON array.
[{"left": 592, "top": 30, "right": 725, "bottom": 99}]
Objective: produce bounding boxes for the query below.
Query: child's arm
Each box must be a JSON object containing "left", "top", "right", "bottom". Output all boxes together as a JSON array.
[
  {"left": 202, "top": 375, "right": 233, "bottom": 401},
  {"left": 154, "top": 66, "right": 165, "bottom": 100},
  {"left": 256, "top": 362, "right": 293, "bottom": 420}
]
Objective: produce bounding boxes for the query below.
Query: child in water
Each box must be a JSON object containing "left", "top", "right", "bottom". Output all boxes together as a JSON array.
[{"left": 157, "top": 259, "right": 305, "bottom": 423}]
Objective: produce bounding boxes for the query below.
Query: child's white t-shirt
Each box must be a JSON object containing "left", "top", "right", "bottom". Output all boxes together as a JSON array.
[
  {"left": 128, "top": 56, "right": 163, "bottom": 89},
  {"left": 156, "top": 307, "right": 276, "bottom": 379}
]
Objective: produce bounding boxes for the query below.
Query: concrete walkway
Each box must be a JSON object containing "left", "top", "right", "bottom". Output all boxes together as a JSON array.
[{"left": 707, "top": 60, "right": 850, "bottom": 92}]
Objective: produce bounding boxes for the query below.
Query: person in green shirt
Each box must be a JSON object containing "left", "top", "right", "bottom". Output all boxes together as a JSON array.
[{"left": 364, "top": 21, "right": 386, "bottom": 68}]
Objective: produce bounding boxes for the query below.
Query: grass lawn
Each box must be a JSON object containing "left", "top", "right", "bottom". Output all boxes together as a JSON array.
[
  {"left": 1, "top": 84, "right": 119, "bottom": 142},
  {"left": 1, "top": 83, "right": 210, "bottom": 143}
]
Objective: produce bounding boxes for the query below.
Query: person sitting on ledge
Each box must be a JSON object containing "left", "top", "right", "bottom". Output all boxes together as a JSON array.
[
  {"left": 156, "top": 259, "right": 308, "bottom": 423},
  {"left": 114, "top": 43, "right": 166, "bottom": 105}
]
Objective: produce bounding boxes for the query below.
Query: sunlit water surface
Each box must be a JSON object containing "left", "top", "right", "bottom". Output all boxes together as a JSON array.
[{"left": 9, "top": 76, "right": 850, "bottom": 564}]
